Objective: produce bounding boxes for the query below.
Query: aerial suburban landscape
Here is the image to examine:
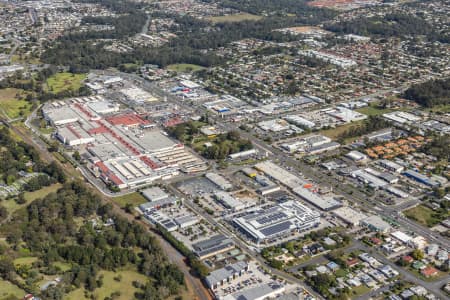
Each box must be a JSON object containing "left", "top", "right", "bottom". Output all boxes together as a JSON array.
[{"left": 0, "top": 0, "right": 449, "bottom": 299}]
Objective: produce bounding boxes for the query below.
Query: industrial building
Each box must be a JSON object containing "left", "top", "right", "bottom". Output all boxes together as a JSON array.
[
  {"left": 360, "top": 216, "right": 391, "bottom": 233},
  {"left": 233, "top": 201, "right": 320, "bottom": 243},
  {"left": 228, "top": 149, "right": 258, "bottom": 160},
  {"left": 192, "top": 235, "right": 235, "bottom": 260},
  {"left": 42, "top": 97, "right": 207, "bottom": 190},
  {"left": 206, "top": 173, "right": 233, "bottom": 191},
  {"left": 403, "top": 170, "right": 440, "bottom": 188},
  {"left": 223, "top": 282, "right": 286, "bottom": 300},
  {"left": 255, "top": 161, "right": 306, "bottom": 190},
  {"left": 377, "top": 159, "right": 404, "bottom": 173},
  {"left": 205, "top": 262, "right": 249, "bottom": 289},
  {"left": 142, "top": 187, "right": 169, "bottom": 202},
  {"left": 292, "top": 186, "right": 342, "bottom": 211},
  {"left": 332, "top": 207, "right": 368, "bottom": 227},
  {"left": 346, "top": 151, "right": 368, "bottom": 162},
  {"left": 214, "top": 191, "right": 246, "bottom": 211}
]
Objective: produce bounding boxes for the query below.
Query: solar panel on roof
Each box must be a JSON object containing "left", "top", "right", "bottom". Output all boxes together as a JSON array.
[
  {"left": 260, "top": 221, "right": 292, "bottom": 237},
  {"left": 255, "top": 211, "right": 287, "bottom": 225}
]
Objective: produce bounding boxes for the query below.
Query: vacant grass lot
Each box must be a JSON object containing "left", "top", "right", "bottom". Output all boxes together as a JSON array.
[
  {"left": 356, "top": 105, "right": 395, "bottom": 116},
  {"left": 46, "top": 72, "right": 86, "bottom": 93},
  {"left": 320, "top": 121, "right": 364, "bottom": 140},
  {"left": 2, "top": 183, "right": 62, "bottom": 214},
  {"left": 13, "top": 256, "right": 38, "bottom": 267},
  {"left": 0, "top": 88, "right": 32, "bottom": 119},
  {"left": 167, "top": 63, "right": 205, "bottom": 73},
  {"left": 208, "top": 13, "right": 262, "bottom": 23},
  {"left": 404, "top": 204, "right": 448, "bottom": 227},
  {"left": 112, "top": 192, "right": 148, "bottom": 208},
  {"left": 0, "top": 280, "right": 25, "bottom": 300},
  {"left": 66, "top": 269, "right": 149, "bottom": 300},
  {"left": 24, "top": 183, "right": 61, "bottom": 202}
]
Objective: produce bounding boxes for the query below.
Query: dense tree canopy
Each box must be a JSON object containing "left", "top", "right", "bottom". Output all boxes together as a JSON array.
[{"left": 403, "top": 78, "right": 450, "bottom": 108}]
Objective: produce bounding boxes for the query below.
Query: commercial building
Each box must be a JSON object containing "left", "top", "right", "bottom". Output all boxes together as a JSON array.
[
  {"left": 228, "top": 149, "right": 258, "bottom": 160},
  {"left": 192, "top": 235, "right": 235, "bottom": 259},
  {"left": 332, "top": 207, "right": 368, "bottom": 227},
  {"left": 43, "top": 97, "right": 206, "bottom": 190},
  {"left": 174, "top": 215, "right": 200, "bottom": 228},
  {"left": 377, "top": 159, "right": 404, "bottom": 173},
  {"left": 233, "top": 201, "right": 320, "bottom": 243},
  {"left": 204, "top": 262, "right": 249, "bottom": 289},
  {"left": 360, "top": 216, "right": 391, "bottom": 233},
  {"left": 292, "top": 186, "right": 341, "bottom": 211},
  {"left": 223, "top": 282, "right": 286, "bottom": 300},
  {"left": 346, "top": 151, "right": 368, "bottom": 162},
  {"left": 206, "top": 173, "right": 233, "bottom": 191},
  {"left": 142, "top": 187, "right": 169, "bottom": 202},
  {"left": 214, "top": 191, "right": 246, "bottom": 211},
  {"left": 56, "top": 125, "right": 95, "bottom": 146},
  {"left": 351, "top": 169, "right": 388, "bottom": 189},
  {"left": 403, "top": 170, "right": 440, "bottom": 187},
  {"left": 255, "top": 161, "right": 306, "bottom": 190}
]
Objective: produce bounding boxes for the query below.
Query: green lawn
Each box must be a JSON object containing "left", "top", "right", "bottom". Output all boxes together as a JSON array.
[
  {"left": 319, "top": 120, "right": 364, "bottom": 139},
  {"left": 65, "top": 269, "right": 149, "bottom": 300},
  {"left": 52, "top": 261, "right": 72, "bottom": 272},
  {"left": 351, "top": 285, "right": 371, "bottom": 296},
  {"left": 208, "top": 13, "right": 263, "bottom": 23},
  {"left": 24, "top": 183, "right": 61, "bottom": 201},
  {"left": 0, "top": 280, "right": 25, "bottom": 300},
  {"left": 404, "top": 205, "right": 449, "bottom": 227},
  {"left": 46, "top": 72, "right": 86, "bottom": 93},
  {"left": 2, "top": 183, "right": 62, "bottom": 214},
  {"left": 0, "top": 88, "right": 32, "bottom": 119},
  {"left": 112, "top": 192, "right": 148, "bottom": 208},
  {"left": 356, "top": 105, "right": 395, "bottom": 116},
  {"left": 13, "top": 256, "right": 38, "bottom": 267},
  {"left": 166, "top": 63, "right": 206, "bottom": 73}
]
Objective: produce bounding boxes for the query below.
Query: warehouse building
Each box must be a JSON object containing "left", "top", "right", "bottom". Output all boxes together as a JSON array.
[
  {"left": 346, "top": 150, "right": 368, "bottom": 163},
  {"left": 377, "top": 159, "right": 404, "bottom": 173},
  {"left": 360, "top": 216, "right": 391, "bottom": 233},
  {"left": 206, "top": 173, "right": 233, "bottom": 191},
  {"left": 228, "top": 149, "right": 258, "bottom": 160},
  {"left": 293, "top": 186, "right": 342, "bottom": 211},
  {"left": 403, "top": 170, "right": 440, "bottom": 188},
  {"left": 233, "top": 201, "right": 320, "bottom": 243},
  {"left": 223, "top": 282, "right": 286, "bottom": 300},
  {"left": 255, "top": 161, "right": 306, "bottom": 190},
  {"left": 43, "top": 97, "right": 205, "bottom": 190},
  {"left": 192, "top": 235, "right": 235, "bottom": 260},
  {"left": 56, "top": 125, "right": 95, "bottom": 146},
  {"left": 214, "top": 191, "right": 246, "bottom": 211},
  {"left": 142, "top": 187, "right": 169, "bottom": 202},
  {"left": 205, "top": 262, "right": 249, "bottom": 289},
  {"left": 174, "top": 215, "right": 200, "bottom": 229},
  {"left": 332, "top": 207, "right": 368, "bottom": 227}
]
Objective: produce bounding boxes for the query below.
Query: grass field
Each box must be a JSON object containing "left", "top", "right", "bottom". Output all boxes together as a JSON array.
[
  {"left": 53, "top": 261, "right": 72, "bottom": 272},
  {"left": 0, "top": 88, "right": 32, "bottom": 119},
  {"left": 320, "top": 121, "right": 364, "bottom": 139},
  {"left": 208, "top": 13, "right": 262, "bottom": 23},
  {"left": 46, "top": 72, "right": 86, "bottom": 93},
  {"left": 13, "top": 256, "right": 38, "bottom": 267},
  {"left": 356, "top": 105, "right": 395, "bottom": 116},
  {"left": 112, "top": 192, "right": 148, "bottom": 208},
  {"left": 0, "top": 280, "right": 25, "bottom": 300},
  {"left": 24, "top": 183, "right": 61, "bottom": 202},
  {"left": 2, "top": 183, "right": 61, "bottom": 214},
  {"left": 404, "top": 205, "right": 448, "bottom": 227},
  {"left": 167, "top": 63, "right": 206, "bottom": 73},
  {"left": 66, "top": 269, "right": 149, "bottom": 300}
]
